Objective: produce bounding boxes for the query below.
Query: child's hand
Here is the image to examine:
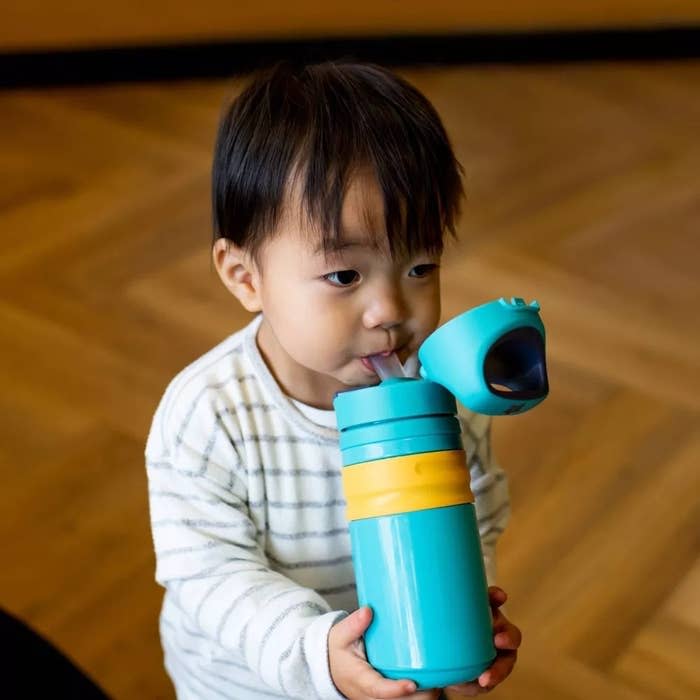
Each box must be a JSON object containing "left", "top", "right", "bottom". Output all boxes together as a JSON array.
[
  {"left": 444, "top": 586, "right": 521, "bottom": 697},
  {"left": 328, "top": 606, "right": 440, "bottom": 700}
]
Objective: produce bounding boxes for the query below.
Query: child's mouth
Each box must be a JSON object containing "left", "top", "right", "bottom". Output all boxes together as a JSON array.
[
  {"left": 360, "top": 349, "right": 406, "bottom": 376},
  {"left": 360, "top": 357, "right": 377, "bottom": 373}
]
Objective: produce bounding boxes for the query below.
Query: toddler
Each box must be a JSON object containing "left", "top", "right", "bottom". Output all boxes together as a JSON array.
[{"left": 146, "top": 61, "right": 521, "bottom": 700}]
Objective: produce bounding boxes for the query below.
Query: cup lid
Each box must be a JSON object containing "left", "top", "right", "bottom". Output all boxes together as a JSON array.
[{"left": 418, "top": 297, "right": 549, "bottom": 415}]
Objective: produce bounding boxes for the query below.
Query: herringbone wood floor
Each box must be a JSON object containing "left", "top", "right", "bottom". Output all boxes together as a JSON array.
[{"left": 1, "top": 60, "right": 698, "bottom": 699}]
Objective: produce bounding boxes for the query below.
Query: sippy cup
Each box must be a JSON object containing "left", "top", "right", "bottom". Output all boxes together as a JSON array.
[{"left": 333, "top": 297, "right": 548, "bottom": 689}]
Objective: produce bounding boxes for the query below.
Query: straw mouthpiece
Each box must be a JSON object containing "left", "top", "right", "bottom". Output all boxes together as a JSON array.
[{"left": 368, "top": 352, "right": 407, "bottom": 380}]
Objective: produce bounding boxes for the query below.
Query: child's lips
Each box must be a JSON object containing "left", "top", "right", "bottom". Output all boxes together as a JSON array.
[
  {"left": 360, "top": 346, "right": 408, "bottom": 373},
  {"left": 360, "top": 357, "right": 377, "bottom": 373}
]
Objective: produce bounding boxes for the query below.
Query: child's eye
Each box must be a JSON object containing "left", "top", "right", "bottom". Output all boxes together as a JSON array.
[
  {"left": 409, "top": 263, "right": 439, "bottom": 278},
  {"left": 323, "top": 270, "right": 360, "bottom": 287}
]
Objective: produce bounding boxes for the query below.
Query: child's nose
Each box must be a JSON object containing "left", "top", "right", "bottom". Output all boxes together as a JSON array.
[{"left": 362, "top": 285, "right": 407, "bottom": 331}]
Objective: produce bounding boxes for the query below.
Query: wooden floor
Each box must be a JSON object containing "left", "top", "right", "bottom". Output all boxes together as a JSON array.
[{"left": 1, "top": 59, "right": 698, "bottom": 699}]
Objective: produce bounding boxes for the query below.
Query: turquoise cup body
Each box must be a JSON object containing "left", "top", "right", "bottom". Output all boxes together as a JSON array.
[
  {"left": 350, "top": 505, "right": 494, "bottom": 688},
  {"left": 334, "top": 378, "right": 495, "bottom": 689}
]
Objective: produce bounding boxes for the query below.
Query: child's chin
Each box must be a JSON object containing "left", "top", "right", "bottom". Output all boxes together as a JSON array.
[
  {"left": 347, "top": 375, "right": 381, "bottom": 389},
  {"left": 334, "top": 371, "right": 377, "bottom": 389},
  {"left": 332, "top": 361, "right": 382, "bottom": 389}
]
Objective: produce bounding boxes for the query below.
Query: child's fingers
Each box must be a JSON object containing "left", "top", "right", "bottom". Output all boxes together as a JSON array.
[
  {"left": 490, "top": 605, "right": 509, "bottom": 635},
  {"left": 494, "top": 620, "right": 522, "bottom": 650},
  {"left": 329, "top": 608, "right": 421, "bottom": 698},
  {"left": 354, "top": 665, "right": 417, "bottom": 699},
  {"left": 478, "top": 650, "right": 517, "bottom": 689},
  {"left": 491, "top": 606, "right": 522, "bottom": 649},
  {"left": 487, "top": 586, "right": 507, "bottom": 608},
  {"left": 330, "top": 606, "right": 373, "bottom": 647},
  {"left": 338, "top": 651, "right": 418, "bottom": 699}
]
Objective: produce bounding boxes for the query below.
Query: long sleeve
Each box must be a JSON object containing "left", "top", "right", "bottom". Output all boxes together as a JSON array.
[
  {"left": 458, "top": 409, "right": 510, "bottom": 585},
  {"left": 146, "top": 388, "right": 347, "bottom": 700}
]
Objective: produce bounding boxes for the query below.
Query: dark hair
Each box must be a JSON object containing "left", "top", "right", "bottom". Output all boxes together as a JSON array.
[{"left": 212, "top": 60, "right": 464, "bottom": 264}]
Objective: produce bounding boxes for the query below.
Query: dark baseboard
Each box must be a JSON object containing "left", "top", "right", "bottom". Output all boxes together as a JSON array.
[{"left": 1, "top": 25, "right": 699, "bottom": 88}]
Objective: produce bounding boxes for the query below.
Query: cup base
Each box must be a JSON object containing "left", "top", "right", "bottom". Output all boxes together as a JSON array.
[{"left": 377, "top": 656, "right": 496, "bottom": 690}]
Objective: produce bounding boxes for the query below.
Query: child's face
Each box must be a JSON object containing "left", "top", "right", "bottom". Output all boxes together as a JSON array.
[{"left": 218, "top": 172, "right": 442, "bottom": 409}]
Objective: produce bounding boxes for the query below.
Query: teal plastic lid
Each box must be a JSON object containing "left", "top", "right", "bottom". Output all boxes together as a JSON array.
[
  {"left": 333, "top": 377, "right": 457, "bottom": 432},
  {"left": 418, "top": 297, "right": 548, "bottom": 416}
]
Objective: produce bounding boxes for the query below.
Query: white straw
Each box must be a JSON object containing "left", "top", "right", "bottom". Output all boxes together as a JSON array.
[{"left": 368, "top": 352, "right": 406, "bottom": 380}]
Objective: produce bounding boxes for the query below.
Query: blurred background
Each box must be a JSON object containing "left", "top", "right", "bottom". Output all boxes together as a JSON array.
[{"left": 1, "top": 2, "right": 699, "bottom": 699}]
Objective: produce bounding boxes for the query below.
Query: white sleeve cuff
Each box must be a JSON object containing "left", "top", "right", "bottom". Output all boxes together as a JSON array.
[
  {"left": 304, "top": 610, "right": 350, "bottom": 700},
  {"left": 482, "top": 547, "right": 498, "bottom": 586}
]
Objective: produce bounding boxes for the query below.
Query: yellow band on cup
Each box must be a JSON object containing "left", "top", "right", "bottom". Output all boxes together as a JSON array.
[{"left": 342, "top": 450, "right": 473, "bottom": 521}]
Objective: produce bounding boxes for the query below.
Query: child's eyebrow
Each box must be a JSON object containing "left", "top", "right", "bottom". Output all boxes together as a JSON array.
[
  {"left": 312, "top": 239, "right": 368, "bottom": 256},
  {"left": 313, "top": 234, "right": 384, "bottom": 257}
]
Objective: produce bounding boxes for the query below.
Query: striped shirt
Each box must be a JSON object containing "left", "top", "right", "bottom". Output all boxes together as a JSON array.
[{"left": 145, "top": 313, "right": 510, "bottom": 699}]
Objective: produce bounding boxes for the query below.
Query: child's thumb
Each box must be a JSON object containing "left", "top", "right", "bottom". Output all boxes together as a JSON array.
[{"left": 330, "top": 606, "right": 372, "bottom": 648}]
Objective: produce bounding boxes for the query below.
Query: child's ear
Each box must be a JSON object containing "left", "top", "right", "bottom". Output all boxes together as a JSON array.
[{"left": 212, "top": 239, "right": 263, "bottom": 313}]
